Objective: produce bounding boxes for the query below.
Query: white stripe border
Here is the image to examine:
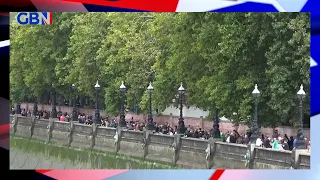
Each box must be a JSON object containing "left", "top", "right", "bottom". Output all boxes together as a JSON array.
[
  {"left": 311, "top": 57, "right": 317, "bottom": 67},
  {"left": 0, "top": 40, "right": 10, "bottom": 48}
]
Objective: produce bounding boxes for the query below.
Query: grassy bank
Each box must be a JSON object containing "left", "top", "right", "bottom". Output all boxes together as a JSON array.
[{"left": 10, "top": 136, "right": 178, "bottom": 169}]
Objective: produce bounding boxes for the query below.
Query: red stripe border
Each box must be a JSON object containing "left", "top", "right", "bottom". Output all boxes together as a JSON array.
[
  {"left": 0, "top": 124, "right": 9, "bottom": 137},
  {"left": 36, "top": 169, "right": 53, "bottom": 174},
  {"left": 210, "top": 169, "right": 225, "bottom": 180},
  {"left": 0, "top": 13, "right": 9, "bottom": 16},
  {"left": 50, "top": 12, "right": 52, "bottom": 24},
  {"left": 62, "top": 0, "right": 179, "bottom": 12}
]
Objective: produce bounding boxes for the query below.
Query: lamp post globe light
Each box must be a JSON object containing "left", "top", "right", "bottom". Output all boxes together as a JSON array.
[
  {"left": 232, "top": 112, "right": 239, "bottom": 126},
  {"left": 296, "top": 84, "right": 306, "bottom": 149},
  {"left": 251, "top": 84, "right": 260, "bottom": 143},
  {"left": 146, "top": 82, "right": 155, "bottom": 130},
  {"left": 177, "top": 82, "right": 186, "bottom": 134},
  {"left": 51, "top": 84, "right": 57, "bottom": 119},
  {"left": 119, "top": 81, "right": 127, "bottom": 127},
  {"left": 94, "top": 81, "right": 101, "bottom": 125},
  {"left": 212, "top": 109, "right": 220, "bottom": 138},
  {"left": 72, "top": 84, "right": 78, "bottom": 122}
]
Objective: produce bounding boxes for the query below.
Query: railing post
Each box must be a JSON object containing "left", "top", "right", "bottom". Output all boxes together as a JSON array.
[
  {"left": 172, "top": 134, "right": 181, "bottom": 165},
  {"left": 46, "top": 118, "right": 55, "bottom": 144},
  {"left": 205, "top": 137, "right": 217, "bottom": 169},
  {"left": 114, "top": 128, "right": 122, "bottom": 153},
  {"left": 291, "top": 149, "right": 305, "bottom": 169},
  {"left": 29, "top": 116, "right": 36, "bottom": 139},
  {"left": 247, "top": 143, "right": 256, "bottom": 169},
  {"left": 141, "top": 130, "right": 151, "bottom": 160},
  {"left": 12, "top": 114, "right": 19, "bottom": 135},
  {"left": 90, "top": 123, "right": 97, "bottom": 149},
  {"left": 67, "top": 120, "right": 75, "bottom": 148}
]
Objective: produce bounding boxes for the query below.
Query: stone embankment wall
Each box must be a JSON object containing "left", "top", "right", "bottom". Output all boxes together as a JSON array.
[
  {"left": 10, "top": 115, "right": 310, "bottom": 169},
  {"left": 20, "top": 103, "right": 310, "bottom": 138}
]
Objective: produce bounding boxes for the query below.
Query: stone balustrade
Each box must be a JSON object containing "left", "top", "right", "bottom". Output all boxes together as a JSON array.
[{"left": 10, "top": 115, "right": 310, "bottom": 169}]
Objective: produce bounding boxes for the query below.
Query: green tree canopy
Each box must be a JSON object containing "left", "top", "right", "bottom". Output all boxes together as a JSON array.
[{"left": 10, "top": 12, "right": 310, "bottom": 127}]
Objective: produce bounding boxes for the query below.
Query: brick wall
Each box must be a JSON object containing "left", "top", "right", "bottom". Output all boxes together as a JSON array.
[{"left": 20, "top": 102, "right": 310, "bottom": 138}]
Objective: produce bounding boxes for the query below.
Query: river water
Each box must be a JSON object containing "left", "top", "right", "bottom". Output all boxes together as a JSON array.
[
  {"left": 10, "top": 136, "right": 176, "bottom": 169},
  {"left": 10, "top": 148, "right": 88, "bottom": 169}
]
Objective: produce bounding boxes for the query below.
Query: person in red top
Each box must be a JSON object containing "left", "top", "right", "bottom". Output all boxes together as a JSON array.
[{"left": 60, "top": 113, "right": 66, "bottom": 121}]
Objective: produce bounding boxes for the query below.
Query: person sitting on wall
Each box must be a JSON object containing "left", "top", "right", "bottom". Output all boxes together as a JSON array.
[
  {"left": 263, "top": 136, "right": 272, "bottom": 148},
  {"left": 256, "top": 136, "right": 263, "bottom": 147},
  {"left": 236, "top": 135, "right": 243, "bottom": 144},
  {"left": 21, "top": 109, "right": 26, "bottom": 116},
  {"left": 220, "top": 132, "right": 225, "bottom": 142},
  {"left": 43, "top": 110, "right": 49, "bottom": 119},
  {"left": 59, "top": 113, "right": 66, "bottom": 121},
  {"left": 243, "top": 134, "right": 250, "bottom": 144},
  {"left": 231, "top": 132, "right": 237, "bottom": 143},
  {"left": 282, "top": 139, "right": 289, "bottom": 150}
]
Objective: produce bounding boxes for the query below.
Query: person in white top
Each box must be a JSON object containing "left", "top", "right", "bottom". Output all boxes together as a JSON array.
[
  {"left": 256, "top": 137, "right": 262, "bottom": 146},
  {"left": 226, "top": 135, "right": 230, "bottom": 143}
]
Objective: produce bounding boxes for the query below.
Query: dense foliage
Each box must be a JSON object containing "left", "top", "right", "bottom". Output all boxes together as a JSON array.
[{"left": 10, "top": 13, "right": 310, "bottom": 127}]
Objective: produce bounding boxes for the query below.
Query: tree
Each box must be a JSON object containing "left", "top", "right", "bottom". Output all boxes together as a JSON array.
[{"left": 10, "top": 13, "right": 310, "bottom": 127}]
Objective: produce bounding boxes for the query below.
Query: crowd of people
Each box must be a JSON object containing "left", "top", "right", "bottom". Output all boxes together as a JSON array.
[
  {"left": 12, "top": 107, "right": 310, "bottom": 153},
  {"left": 222, "top": 129, "right": 310, "bottom": 152}
]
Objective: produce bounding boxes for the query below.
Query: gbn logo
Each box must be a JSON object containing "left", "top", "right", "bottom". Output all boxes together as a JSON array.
[{"left": 16, "top": 12, "right": 52, "bottom": 25}]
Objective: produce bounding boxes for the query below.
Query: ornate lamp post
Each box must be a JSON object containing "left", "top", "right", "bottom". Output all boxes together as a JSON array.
[
  {"left": 177, "top": 82, "right": 186, "bottom": 134},
  {"left": 51, "top": 84, "right": 57, "bottom": 119},
  {"left": 33, "top": 99, "right": 38, "bottom": 117},
  {"left": 15, "top": 103, "right": 21, "bottom": 115},
  {"left": 119, "top": 81, "right": 127, "bottom": 127},
  {"left": 251, "top": 84, "right": 260, "bottom": 143},
  {"left": 72, "top": 84, "right": 77, "bottom": 122},
  {"left": 296, "top": 84, "right": 306, "bottom": 149},
  {"left": 212, "top": 109, "right": 220, "bottom": 138},
  {"left": 146, "top": 82, "right": 155, "bottom": 130},
  {"left": 94, "top": 81, "right": 101, "bottom": 125}
]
